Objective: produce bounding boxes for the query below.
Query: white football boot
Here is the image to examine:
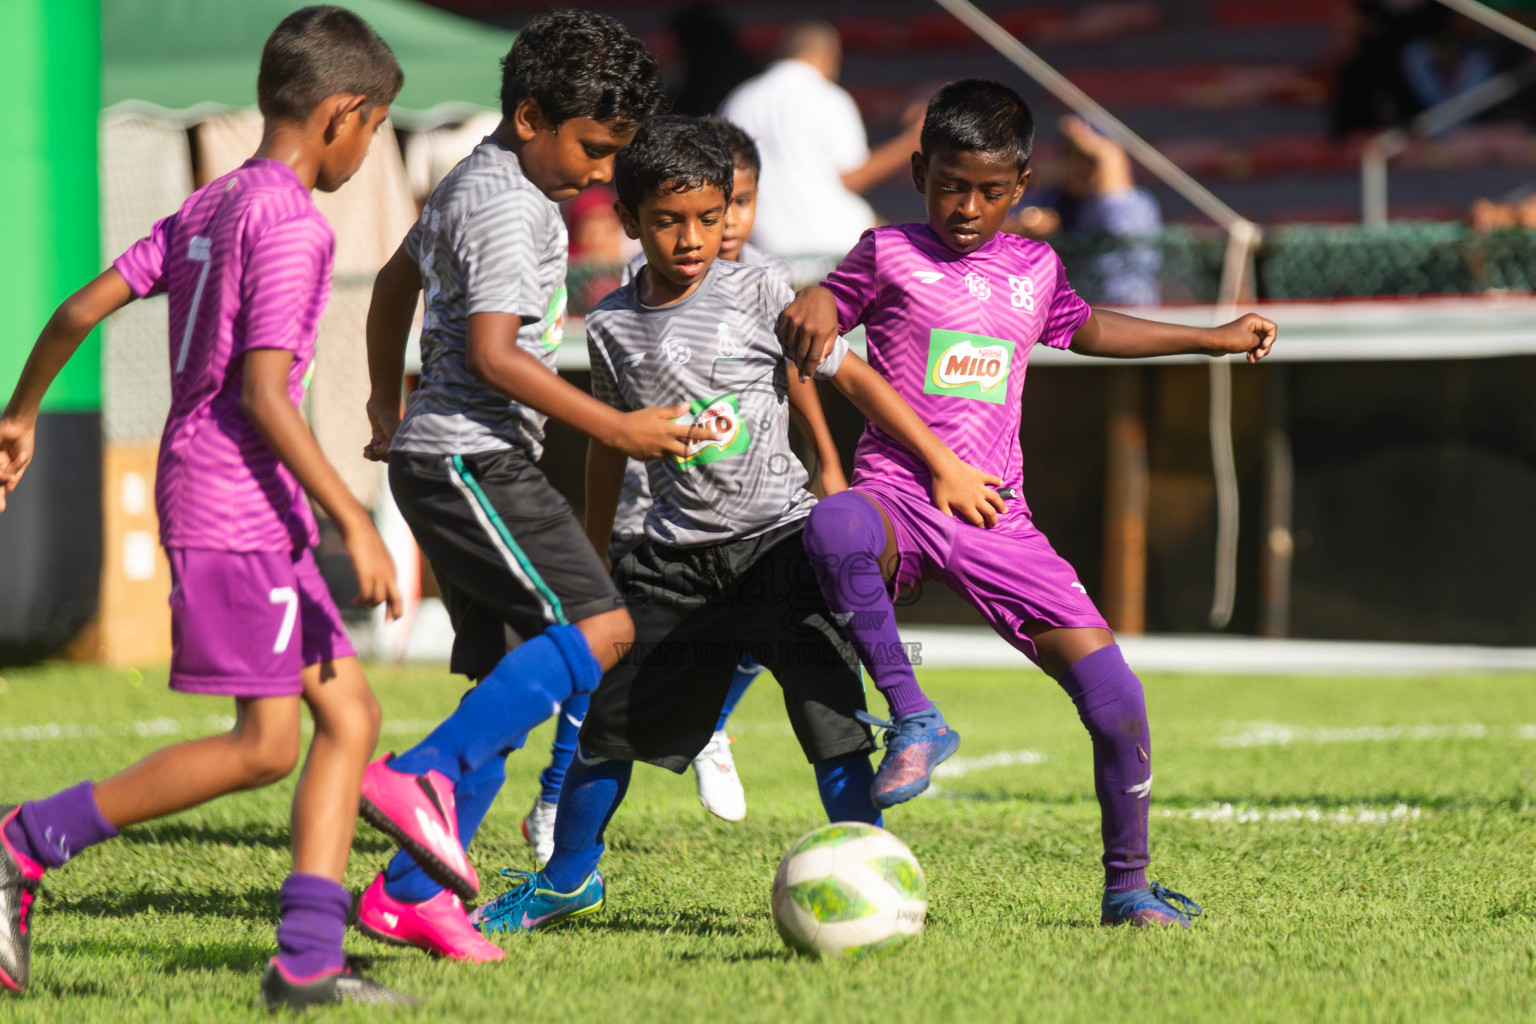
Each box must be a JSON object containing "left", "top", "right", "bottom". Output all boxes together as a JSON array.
[
  {"left": 691, "top": 730, "right": 746, "bottom": 822},
  {"left": 520, "top": 798, "right": 558, "bottom": 867}
]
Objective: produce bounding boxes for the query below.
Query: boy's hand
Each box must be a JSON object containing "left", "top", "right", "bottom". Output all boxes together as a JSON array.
[
  {"left": 778, "top": 287, "right": 841, "bottom": 382},
  {"left": 340, "top": 513, "right": 402, "bottom": 620},
  {"left": 363, "top": 394, "right": 400, "bottom": 463},
  {"left": 1210, "top": 313, "right": 1277, "bottom": 364},
  {"left": 0, "top": 415, "right": 37, "bottom": 514},
  {"left": 604, "top": 404, "right": 724, "bottom": 460},
  {"left": 930, "top": 454, "right": 1006, "bottom": 528}
]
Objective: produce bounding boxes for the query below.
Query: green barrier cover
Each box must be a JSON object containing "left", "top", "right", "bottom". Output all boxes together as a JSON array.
[{"left": 0, "top": 0, "right": 100, "bottom": 412}]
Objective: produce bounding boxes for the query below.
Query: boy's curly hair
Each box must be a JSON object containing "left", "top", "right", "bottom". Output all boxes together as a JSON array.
[{"left": 501, "top": 9, "right": 666, "bottom": 130}]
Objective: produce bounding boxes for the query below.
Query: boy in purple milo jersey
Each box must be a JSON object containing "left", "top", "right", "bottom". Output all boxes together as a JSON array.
[
  {"left": 0, "top": 8, "right": 415, "bottom": 1007},
  {"left": 783, "top": 80, "right": 1277, "bottom": 928}
]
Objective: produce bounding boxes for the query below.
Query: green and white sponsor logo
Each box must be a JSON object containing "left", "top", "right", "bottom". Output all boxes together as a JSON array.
[
  {"left": 923, "top": 328, "right": 1015, "bottom": 405},
  {"left": 539, "top": 284, "right": 568, "bottom": 351},
  {"left": 675, "top": 392, "right": 751, "bottom": 470}
]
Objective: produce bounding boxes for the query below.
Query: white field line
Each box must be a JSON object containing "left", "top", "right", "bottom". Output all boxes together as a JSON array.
[
  {"left": 1217, "top": 721, "right": 1536, "bottom": 748},
  {"left": 1162, "top": 802, "right": 1423, "bottom": 825},
  {"left": 922, "top": 747, "right": 1047, "bottom": 798},
  {"left": 0, "top": 717, "right": 449, "bottom": 743}
]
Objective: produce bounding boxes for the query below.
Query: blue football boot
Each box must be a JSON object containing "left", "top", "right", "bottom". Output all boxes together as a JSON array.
[
  {"left": 1101, "top": 882, "right": 1203, "bottom": 928},
  {"left": 469, "top": 869, "right": 604, "bottom": 934},
  {"left": 857, "top": 707, "right": 961, "bottom": 808}
]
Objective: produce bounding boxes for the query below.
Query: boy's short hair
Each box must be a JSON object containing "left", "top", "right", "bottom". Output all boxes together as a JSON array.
[
  {"left": 501, "top": 9, "right": 666, "bottom": 130},
  {"left": 614, "top": 115, "right": 735, "bottom": 214},
  {"left": 257, "top": 6, "right": 403, "bottom": 122},
  {"left": 702, "top": 116, "right": 762, "bottom": 180},
  {"left": 920, "top": 78, "right": 1035, "bottom": 171}
]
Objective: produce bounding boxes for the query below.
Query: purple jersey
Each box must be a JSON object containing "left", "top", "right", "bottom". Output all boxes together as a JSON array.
[
  {"left": 822, "top": 224, "right": 1090, "bottom": 515},
  {"left": 115, "top": 159, "right": 334, "bottom": 553}
]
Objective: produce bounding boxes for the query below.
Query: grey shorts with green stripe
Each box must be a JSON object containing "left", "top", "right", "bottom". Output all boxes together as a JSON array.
[{"left": 389, "top": 449, "right": 624, "bottom": 681}]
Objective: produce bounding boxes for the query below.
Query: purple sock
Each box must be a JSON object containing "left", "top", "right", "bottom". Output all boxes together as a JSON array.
[
  {"left": 5, "top": 781, "right": 118, "bottom": 869},
  {"left": 1057, "top": 644, "right": 1151, "bottom": 892},
  {"left": 275, "top": 874, "right": 350, "bottom": 980},
  {"left": 802, "top": 492, "right": 932, "bottom": 719}
]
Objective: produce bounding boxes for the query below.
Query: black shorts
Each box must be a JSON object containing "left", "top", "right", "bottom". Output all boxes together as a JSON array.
[
  {"left": 579, "top": 519, "right": 874, "bottom": 772},
  {"left": 389, "top": 449, "right": 624, "bottom": 680}
]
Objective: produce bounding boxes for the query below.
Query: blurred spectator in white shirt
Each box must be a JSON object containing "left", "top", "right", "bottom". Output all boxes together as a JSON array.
[{"left": 720, "top": 22, "right": 921, "bottom": 258}]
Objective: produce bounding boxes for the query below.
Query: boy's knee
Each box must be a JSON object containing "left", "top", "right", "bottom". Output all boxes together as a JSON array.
[
  {"left": 577, "top": 609, "right": 633, "bottom": 671},
  {"left": 237, "top": 730, "right": 302, "bottom": 787},
  {"left": 314, "top": 689, "right": 383, "bottom": 750}
]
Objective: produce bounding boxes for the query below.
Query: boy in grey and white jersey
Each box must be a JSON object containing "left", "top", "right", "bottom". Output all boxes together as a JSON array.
[
  {"left": 588, "top": 258, "right": 843, "bottom": 547},
  {"left": 390, "top": 137, "right": 569, "bottom": 458}
]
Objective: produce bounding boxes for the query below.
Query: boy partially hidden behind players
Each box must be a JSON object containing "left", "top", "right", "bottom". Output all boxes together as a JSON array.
[
  {"left": 0, "top": 8, "right": 411, "bottom": 1006},
  {"left": 467, "top": 114, "right": 1000, "bottom": 934},
  {"left": 782, "top": 79, "right": 1278, "bottom": 927},
  {"left": 353, "top": 10, "right": 686, "bottom": 962}
]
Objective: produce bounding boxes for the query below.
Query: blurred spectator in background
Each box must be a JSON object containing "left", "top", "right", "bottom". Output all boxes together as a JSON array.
[
  {"left": 1010, "top": 115, "right": 1162, "bottom": 306},
  {"left": 1400, "top": 7, "right": 1496, "bottom": 110},
  {"left": 1328, "top": 1, "right": 1432, "bottom": 136},
  {"left": 564, "top": 185, "right": 636, "bottom": 313},
  {"left": 720, "top": 22, "right": 923, "bottom": 258},
  {"left": 1468, "top": 185, "right": 1536, "bottom": 231},
  {"left": 666, "top": 3, "right": 762, "bottom": 117}
]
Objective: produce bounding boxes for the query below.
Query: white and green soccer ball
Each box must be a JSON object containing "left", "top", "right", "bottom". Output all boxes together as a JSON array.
[{"left": 770, "top": 822, "right": 928, "bottom": 959}]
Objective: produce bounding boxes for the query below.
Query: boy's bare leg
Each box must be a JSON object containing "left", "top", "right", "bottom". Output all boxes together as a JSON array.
[
  {"left": 92, "top": 696, "right": 303, "bottom": 828},
  {"left": 575, "top": 607, "right": 636, "bottom": 673},
  {"left": 292, "top": 657, "right": 381, "bottom": 881}
]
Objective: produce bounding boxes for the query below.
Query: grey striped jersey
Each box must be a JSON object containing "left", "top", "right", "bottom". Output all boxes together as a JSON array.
[
  {"left": 392, "top": 138, "right": 569, "bottom": 459},
  {"left": 587, "top": 258, "right": 847, "bottom": 548},
  {"left": 610, "top": 244, "right": 795, "bottom": 545}
]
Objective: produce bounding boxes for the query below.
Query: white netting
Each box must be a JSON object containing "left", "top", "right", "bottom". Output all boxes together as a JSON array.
[{"left": 100, "top": 113, "right": 191, "bottom": 445}]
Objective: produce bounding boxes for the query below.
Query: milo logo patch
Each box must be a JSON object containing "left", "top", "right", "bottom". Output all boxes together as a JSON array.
[
  {"left": 540, "top": 284, "right": 568, "bottom": 351},
  {"left": 675, "top": 393, "right": 751, "bottom": 470},
  {"left": 923, "top": 329, "right": 1016, "bottom": 405}
]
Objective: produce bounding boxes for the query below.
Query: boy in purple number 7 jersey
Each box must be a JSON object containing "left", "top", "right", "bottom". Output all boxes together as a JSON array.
[
  {"left": 782, "top": 80, "right": 1277, "bottom": 927},
  {"left": 0, "top": 7, "right": 415, "bottom": 1007}
]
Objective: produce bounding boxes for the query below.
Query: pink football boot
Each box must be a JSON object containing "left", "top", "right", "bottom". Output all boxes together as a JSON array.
[
  {"left": 354, "top": 874, "right": 504, "bottom": 963},
  {"left": 359, "top": 755, "right": 479, "bottom": 901}
]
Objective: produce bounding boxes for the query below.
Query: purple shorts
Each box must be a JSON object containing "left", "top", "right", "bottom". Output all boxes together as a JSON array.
[
  {"left": 856, "top": 483, "right": 1109, "bottom": 665},
  {"left": 167, "top": 547, "right": 355, "bottom": 698}
]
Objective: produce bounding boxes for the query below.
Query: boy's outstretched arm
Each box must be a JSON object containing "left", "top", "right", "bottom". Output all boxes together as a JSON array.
[
  {"left": 0, "top": 269, "right": 136, "bottom": 512},
  {"left": 583, "top": 439, "right": 627, "bottom": 570},
  {"left": 363, "top": 242, "right": 422, "bottom": 462},
  {"left": 242, "top": 348, "right": 401, "bottom": 619},
  {"left": 828, "top": 354, "right": 1005, "bottom": 528},
  {"left": 464, "top": 313, "right": 715, "bottom": 459},
  {"left": 1070, "top": 309, "right": 1277, "bottom": 363},
  {"left": 786, "top": 374, "right": 847, "bottom": 494}
]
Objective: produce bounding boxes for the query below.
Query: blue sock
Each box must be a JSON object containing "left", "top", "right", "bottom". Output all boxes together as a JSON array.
[
  {"left": 383, "top": 748, "right": 510, "bottom": 904},
  {"left": 815, "top": 752, "right": 882, "bottom": 826},
  {"left": 541, "top": 746, "right": 632, "bottom": 894},
  {"left": 392, "top": 624, "right": 602, "bottom": 782},
  {"left": 715, "top": 656, "right": 761, "bottom": 732},
  {"left": 538, "top": 693, "right": 590, "bottom": 805}
]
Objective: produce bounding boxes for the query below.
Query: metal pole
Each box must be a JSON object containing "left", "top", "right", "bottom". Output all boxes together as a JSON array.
[
  {"left": 929, "top": 0, "right": 1252, "bottom": 235},
  {"left": 1258, "top": 366, "right": 1294, "bottom": 638},
  {"left": 1432, "top": 0, "right": 1536, "bottom": 54},
  {"left": 1361, "top": 142, "right": 1390, "bottom": 227}
]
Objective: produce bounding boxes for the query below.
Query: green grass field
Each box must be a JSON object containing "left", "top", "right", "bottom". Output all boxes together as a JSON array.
[{"left": 1, "top": 660, "right": 1534, "bottom": 1022}]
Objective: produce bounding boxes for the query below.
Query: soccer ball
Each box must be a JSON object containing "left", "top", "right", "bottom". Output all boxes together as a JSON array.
[{"left": 770, "top": 822, "right": 927, "bottom": 959}]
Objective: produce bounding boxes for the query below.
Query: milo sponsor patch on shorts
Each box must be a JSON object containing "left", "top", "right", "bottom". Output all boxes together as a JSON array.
[
  {"left": 923, "top": 329, "right": 1015, "bottom": 405},
  {"left": 675, "top": 392, "right": 751, "bottom": 470}
]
